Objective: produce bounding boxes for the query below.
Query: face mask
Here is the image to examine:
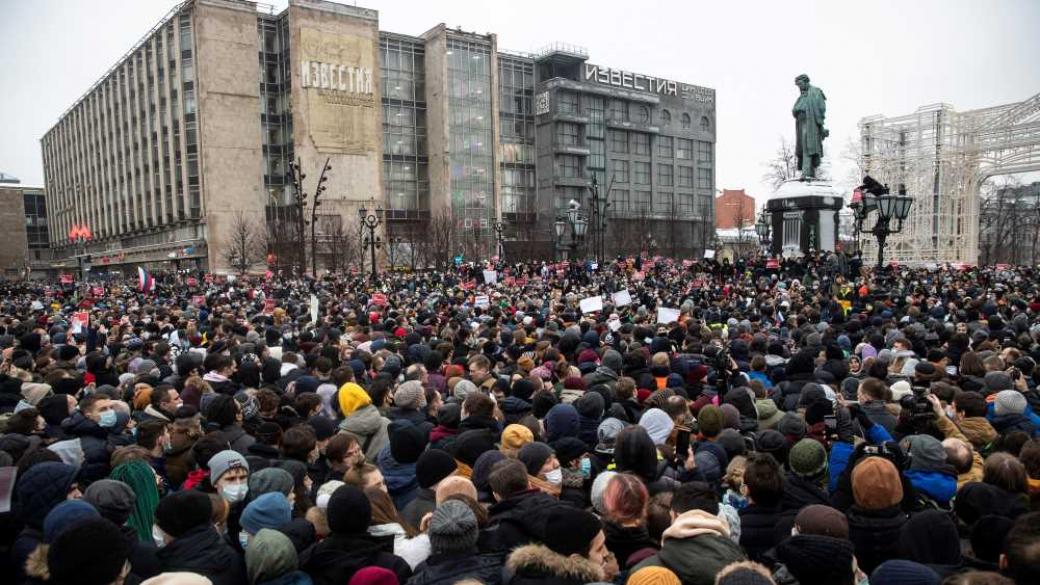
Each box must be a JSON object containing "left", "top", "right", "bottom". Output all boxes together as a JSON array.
[
  {"left": 239, "top": 531, "right": 249, "bottom": 549},
  {"left": 98, "top": 410, "right": 118, "bottom": 428},
  {"left": 544, "top": 468, "right": 563, "bottom": 486},
  {"left": 152, "top": 525, "right": 166, "bottom": 548},
  {"left": 579, "top": 457, "right": 592, "bottom": 478},
  {"left": 221, "top": 483, "right": 248, "bottom": 503}
]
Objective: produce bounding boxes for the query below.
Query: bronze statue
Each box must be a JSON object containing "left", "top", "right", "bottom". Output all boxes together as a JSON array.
[{"left": 792, "top": 74, "right": 828, "bottom": 180}]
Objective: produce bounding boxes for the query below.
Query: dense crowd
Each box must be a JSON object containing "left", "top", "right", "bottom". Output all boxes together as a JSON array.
[{"left": 1, "top": 252, "right": 1040, "bottom": 585}]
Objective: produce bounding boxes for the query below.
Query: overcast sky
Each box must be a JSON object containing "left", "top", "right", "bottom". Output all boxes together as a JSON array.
[{"left": 2, "top": 0, "right": 1038, "bottom": 205}]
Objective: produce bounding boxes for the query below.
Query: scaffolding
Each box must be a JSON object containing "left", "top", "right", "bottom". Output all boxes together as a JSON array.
[{"left": 858, "top": 91, "right": 1040, "bottom": 264}]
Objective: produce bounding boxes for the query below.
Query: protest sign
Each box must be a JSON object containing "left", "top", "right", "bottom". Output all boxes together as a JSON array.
[
  {"left": 474, "top": 294, "right": 490, "bottom": 308},
  {"left": 483, "top": 270, "right": 497, "bottom": 284},
  {"left": 579, "top": 295, "right": 603, "bottom": 313},
  {"left": 657, "top": 307, "right": 680, "bottom": 324},
  {"left": 611, "top": 289, "right": 633, "bottom": 307}
]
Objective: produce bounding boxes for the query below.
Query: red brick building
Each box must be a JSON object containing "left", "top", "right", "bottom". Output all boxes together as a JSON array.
[{"left": 715, "top": 188, "right": 756, "bottom": 229}]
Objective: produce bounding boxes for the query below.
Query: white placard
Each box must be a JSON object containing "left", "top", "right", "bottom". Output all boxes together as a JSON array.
[
  {"left": 608, "top": 319, "right": 622, "bottom": 332},
  {"left": 474, "top": 294, "right": 490, "bottom": 308},
  {"left": 309, "top": 294, "right": 320, "bottom": 324},
  {"left": 657, "top": 307, "right": 680, "bottom": 324},
  {"left": 611, "top": 289, "right": 632, "bottom": 307},
  {"left": 704, "top": 249, "right": 716, "bottom": 259},
  {"left": 579, "top": 295, "right": 603, "bottom": 314},
  {"left": 483, "top": 270, "right": 497, "bottom": 284}
]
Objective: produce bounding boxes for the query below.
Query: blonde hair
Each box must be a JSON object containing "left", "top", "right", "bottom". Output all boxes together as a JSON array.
[{"left": 725, "top": 455, "right": 748, "bottom": 491}]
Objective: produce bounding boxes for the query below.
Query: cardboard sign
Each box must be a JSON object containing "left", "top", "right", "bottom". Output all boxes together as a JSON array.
[
  {"left": 657, "top": 307, "right": 680, "bottom": 324},
  {"left": 60, "top": 274, "right": 74, "bottom": 285},
  {"left": 704, "top": 249, "right": 716, "bottom": 260},
  {"left": 309, "top": 294, "right": 320, "bottom": 324},
  {"left": 483, "top": 270, "right": 498, "bottom": 284},
  {"left": 71, "top": 311, "right": 90, "bottom": 334},
  {"left": 611, "top": 289, "right": 633, "bottom": 307},
  {"left": 474, "top": 294, "right": 490, "bottom": 308},
  {"left": 608, "top": 319, "right": 622, "bottom": 332},
  {"left": 579, "top": 295, "right": 603, "bottom": 314},
  {"left": 263, "top": 298, "right": 276, "bottom": 314},
  {"left": 91, "top": 286, "right": 104, "bottom": 297}
]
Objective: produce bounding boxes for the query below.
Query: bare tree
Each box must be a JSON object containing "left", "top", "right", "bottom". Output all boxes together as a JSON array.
[
  {"left": 320, "top": 214, "right": 361, "bottom": 274},
  {"left": 763, "top": 137, "right": 830, "bottom": 190},
  {"left": 426, "top": 209, "right": 457, "bottom": 270},
  {"left": 223, "top": 211, "right": 267, "bottom": 274}
]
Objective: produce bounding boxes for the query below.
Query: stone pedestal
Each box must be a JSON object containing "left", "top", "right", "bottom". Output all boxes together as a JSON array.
[{"left": 766, "top": 180, "right": 843, "bottom": 257}]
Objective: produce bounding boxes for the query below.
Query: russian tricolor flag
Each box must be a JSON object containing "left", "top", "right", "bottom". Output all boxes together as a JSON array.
[{"left": 138, "top": 266, "right": 156, "bottom": 293}]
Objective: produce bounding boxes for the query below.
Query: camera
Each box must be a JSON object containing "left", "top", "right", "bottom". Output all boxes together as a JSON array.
[{"left": 899, "top": 385, "right": 935, "bottom": 428}]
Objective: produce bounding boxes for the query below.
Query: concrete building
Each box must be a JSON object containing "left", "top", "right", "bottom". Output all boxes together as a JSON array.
[
  {"left": 0, "top": 176, "right": 53, "bottom": 280},
  {"left": 41, "top": 0, "right": 716, "bottom": 271},
  {"left": 715, "top": 188, "right": 755, "bottom": 230}
]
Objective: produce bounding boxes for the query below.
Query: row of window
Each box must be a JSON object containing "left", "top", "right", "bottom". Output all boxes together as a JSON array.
[
  {"left": 610, "top": 161, "right": 711, "bottom": 189},
  {"left": 553, "top": 91, "right": 711, "bottom": 131}
]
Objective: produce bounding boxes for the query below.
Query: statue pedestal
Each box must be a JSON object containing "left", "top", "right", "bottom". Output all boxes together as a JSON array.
[{"left": 766, "top": 180, "right": 843, "bottom": 257}]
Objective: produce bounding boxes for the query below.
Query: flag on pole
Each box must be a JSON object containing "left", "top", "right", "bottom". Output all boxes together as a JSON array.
[{"left": 138, "top": 267, "right": 156, "bottom": 293}]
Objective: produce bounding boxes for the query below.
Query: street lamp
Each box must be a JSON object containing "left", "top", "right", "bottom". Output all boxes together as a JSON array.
[
  {"left": 755, "top": 209, "right": 772, "bottom": 255},
  {"left": 357, "top": 204, "right": 383, "bottom": 279},
  {"left": 492, "top": 220, "right": 505, "bottom": 262},
  {"left": 554, "top": 200, "right": 588, "bottom": 260},
  {"left": 586, "top": 176, "right": 610, "bottom": 264},
  {"left": 849, "top": 176, "right": 913, "bottom": 269}
]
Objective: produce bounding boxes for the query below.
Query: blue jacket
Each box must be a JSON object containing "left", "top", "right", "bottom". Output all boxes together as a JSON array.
[
  {"left": 377, "top": 446, "right": 419, "bottom": 511},
  {"left": 986, "top": 401, "right": 1040, "bottom": 436},
  {"left": 747, "top": 371, "right": 773, "bottom": 390},
  {"left": 904, "top": 469, "right": 957, "bottom": 506},
  {"left": 829, "top": 422, "right": 892, "bottom": 492}
]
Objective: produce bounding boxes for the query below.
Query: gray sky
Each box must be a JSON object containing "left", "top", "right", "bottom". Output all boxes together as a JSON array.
[{"left": 2, "top": 0, "right": 1038, "bottom": 205}]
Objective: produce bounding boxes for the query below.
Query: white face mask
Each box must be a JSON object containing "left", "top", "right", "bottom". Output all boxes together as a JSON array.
[
  {"left": 544, "top": 468, "right": 563, "bottom": 486},
  {"left": 239, "top": 531, "right": 250, "bottom": 549},
  {"left": 221, "top": 483, "right": 249, "bottom": 503},
  {"left": 152, "top": 525, "right": 166, "bottom": 548}
]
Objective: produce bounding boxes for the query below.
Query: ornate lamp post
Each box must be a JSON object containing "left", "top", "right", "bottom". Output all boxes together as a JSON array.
[
  {"left": 587, "top": 176, "right": 610, "bottom": 264},
  {"left": 357, "top": 204, "right": 383, "bottom": 279},
  {"left": 849, "top": 176, "right": 913, "bottom": 270},
  {"left": 554, "top": 200, "right": 588, "bottom": 260},
  {"left": 755, "top": 209, "right": 772, "bottom": 256},
  {"left": 492, "top": 220, "right": 505, "bottom": 262}
]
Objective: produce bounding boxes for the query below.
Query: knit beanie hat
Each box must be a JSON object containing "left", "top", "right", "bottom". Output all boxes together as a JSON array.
[
  {"left": 501, "top": 424, "right": 535, "bottom": 455},
  {"left": 716, "top": 429, "right": 747, "bottom": 459},
  {"left": 48, "top": 518, "right": 133, "bottom": 585},
  {"left": 428, "top": 499, "right": 479, "bottom": 554},
  {"left": 43, "top": 500, "right": 101, "bottom": 543},
  {"left": 776, "top": 534, "right": 855, "bottom": 585},
  {"left": 552, "top": 437, "right": 589, "bottom": 467},
  {"left": 208, "top": 449, "right": 249, "bottom": 484},
  {"left": 306, "top": 415, "right": 337, "bottom": 441},
  {"left": 389, "top": 421, "right": 428, "bottom": 464},
  {"left": 326, "top": 485, "right": 372, "bottom": 535},
  {"left": 82, "top": 479, "right": 136, "bottom": 526},
  {"left": 451, "top": 429, "right": 497, "bottom": 466},
  {"left": 394, "top": 380, "right": 426, "bottom": 409},
  {"left": 316, "top": 480, "right": 345, "bottom": 510},
  {"left": 241, "top": 492, "right": 292, "bottom": 535},
  {"left": 154, "top": 490, "right": 213, "bottom": 538},
  {"left": 575, "top": 391, "right": 605, "bottom": 420},
  {"left": 755, "top": 430, "right": 788, "bottom": 462},
  {"left": 794, "top": 504, "right": 849, "bottom": 539},
  {"left": 720, "top": 404, "right": 741, "bottom": 430},
  {"left": 453, "top": 379, "right": 479, "bottom": 402},
  {"left": 994, "top": 389, "right": 1027, "bottom": 415},
  {"left": 338, "top": 382, "right": 372, "bottom": 416},
  {"left": 640, "top": 408, "right": 675, "bottom": 445},
  {"left": 518, "top": 441, "right": 554, "bottom": 476},
  {"left": 542, "top": 507, "right": 602, "bottom": 556},
  {"left": 141, "top": 573, "right": 214, "bottom": 585},
  {"left": 249, "top": 467, "right": 295, "bottom": 498},
  {"left": 532, "top": 390, "right": 559, "bottom": 419},
  {"left": 870, "top": 560, "right": 940, "bottom": 585},
  {"left": 544, "top": 403, "right": 580, "bottom": 442},
  {"left": 416, "top": 448, "right": 458, "bottom": 489},
  {"left": 983, "top": 371, "right": 1013, "bottom": 394},
  {"left": 852, "top": 456, "right": 903, "bottom": 510},
  {"left": 348, "top": 566, "right": 400, "bottom": 585},
  {"left": 627, "top": 566, "right": 682, "bottom": 585},
  {"left": 756, "top": 399, "right": 784, "bottom": 429},
  {"left": 904, "top": 434, "right": 947, "bottom": 472},
  {"left": 715, "top": 564, "right": 774, "bottom": 585},
  {"left": 591, "top": 471, "right": 617, "bottom": 514},
  {"left": 698, "top": 405, "right": 723, "bottom": 438},
  {"left": 777, "top": 412, "right": 807, "bottom": 440},
  {"left": 789, "top": 439, "right": 828, "bottom": 479}
]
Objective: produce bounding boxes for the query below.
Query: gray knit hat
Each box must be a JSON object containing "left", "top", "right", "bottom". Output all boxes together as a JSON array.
[
  {"left": 394, "top": 380, "right": 427, "bottom": 409},
  {"left": 428, "top": 500, "right": 478, "bottom": 554},
  {"left": 208, "top": 449, "right": 249, "bottom": 484},
  {"left": 249, "top": 467, "right": 294, "bottom": 498},
  {"left": 994, "top": 390, "right": 1027, "bottom": 415},
  {"left": 82, "top": 479, "right": 136, "bottom": 525},
  {"left": 453, "top": 379, "right": 479, "bottom": 402}
]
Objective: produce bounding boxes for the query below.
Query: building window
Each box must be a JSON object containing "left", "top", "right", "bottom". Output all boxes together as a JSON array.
[
  {"left": 612, "top": 159, "right": 629, "bottom": 183},
  {"left": 608, "top": 99, "right": 627, "bottom": 122},
  {"left": 632, "top": 104, "right": 649, "bottom": 124},
  {"left": 613, "top": 189, "right": 630, "bottom": 213},
  {"left": 633, "top": 161, "right": 650, "bottom": 185},
  {"left": 655, "top": 192, "right": 673, "bottom": 214},
  {"left": 588, "top": 139, "right": 605, "bottom": 169},
  {"left": 610, "top": 130, "right": 628, "bottom": 154},
  {"left": 660, "top": 109, "right": 671, "bottom": 126},
  {"left": 584, "top": 95, "right": 604, "bottom": 122},
  {"left": 677, "top": 192, "right": 694, "bottom": 215},
  {"left": 700, "top": 116, "right": 711, "bottom": 131},
  {"left": 696, "top": 141, "right": 713, "bottom": 163},
  {"left": 678, "top": 166, "right": 694, "bottom": 188},
  {"left": 681, "top": 113, "right": 692, "bottom": 129},
  {"left": 558, "top": 154, "right": 581, "bottom": 178},
  {"left": 677, "top": 138, "right": 693, "bottom": 159},
  {"left": 634, "top": 190, "right": 651, "bottom": 213},
  {"left": 632, "top": 133, "right": 649, "bottom": 156},
  {"left": 558, "top": 91, "right": 579, "bottom": 114},
  {"left": 658, "top": 164, "right": 673, "bottom": 186},
  {"left": 697, "top": 167, "right": 713, "bottom": 189},
  {"left": 556, "top": 122, "right": 581, "bottom": 147},
  {"left": 657, "top": 136, "right": 673, "bottom": 158}
]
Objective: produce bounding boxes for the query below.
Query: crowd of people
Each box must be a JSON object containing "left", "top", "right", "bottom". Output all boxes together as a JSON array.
[{"left": 1, "top": 252, "right": 1040, "bottom": 585}]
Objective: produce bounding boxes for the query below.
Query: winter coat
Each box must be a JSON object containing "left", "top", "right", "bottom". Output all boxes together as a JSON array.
[
  {"left": 859, "top": 400, "right": 898, "bottom": 436},
  {"left": 738, "top": 505, "right": 784, "bottom": 562},
  {"left": 368, "top": 523, "right": 431, "bottom": 570},
  {"left": 407, "top": 551, "right": 505, "bottom": 585},
  {"left": 401, "top": 488, "right": 436, "bottom": 532},
  {"left": 119, "top": 524, "right": 162, "bottom": 582},
  {"left": 632, "top": 510, "right": 746, "bottom": 585},
  {"left": 428, "top": 425, "right": 459, "bottom": 450},
  {"left": 773, "top": 373, "right": 815, "bottom": 412},
  {"left": 60, "top": 411, "right": 114, "bottom": 485},
  {"left": 299, "top": 533, "right": 412, "bottom": 585},
  {"left": 484, "top": 490, "right": 568, "bottom": 554},
  {"left": 957, "top": 417, "right": 997, "bottom": 451},
  {"left": 377, "top": 447, "right": 420, "bottom": 511},
  {"left": 258, "top": 572, "right": 314, "bottom": 585},
  {"left": 500, "top": 396, "right": 533, "bottom": 425},
  {"left": 603, "top": 521, "right": 658, "bottom": 569},
  {"left": 338, "top": 404, "right": 391, "bottom": 460},
  {"left": 990, "top": 413, "right": 1038, "bottom": 436},
  {"left": 156, "top": 525, "right": 247, "bottom": 585},
  {"left": 904, "top": 469, "right": 957, "bottom": 507},
  {"left": 221, "top": 424, "right": 256, "bottom": 455},
  {"left": 583, "top": 367, "right": 619, "bottom": 394},
  {"left": 388, "top": 407, "right": 433, "bottom": 436},
  {"left": 846, "top": 505, "right": 908, "bottom": 573},
  {"left": 12, "top": 462, "right": 78, "bottom": 584},
  {"left": 776, "top": 473, "right": 831, "bottom": 537},
  {"left": 505, "top": 544, "right": 605, "bottom": 585}
]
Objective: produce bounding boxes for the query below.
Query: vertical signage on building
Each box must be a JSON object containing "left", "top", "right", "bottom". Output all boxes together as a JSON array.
[{"left": 534, "top": 91, "right": 550, "bottom": 115}]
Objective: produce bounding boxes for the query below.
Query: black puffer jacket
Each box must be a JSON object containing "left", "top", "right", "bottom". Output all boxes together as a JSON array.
[
  {"left": 773, "top": 373, "right": 815, "bottom": 412},
  {"left": 846, "top": 505, "right": 908, "bottom": 573},
  {"left": 603, "top": 521, "right": 658, "bottom": 570},
  {"left": 738, "top": 505, "right": 784, "bottom": 563},
  {"left": 156, "top": 525, "right": 246, "bottom": 585},
  {"left": 60, "top": 412, "right": 114, "bottom": 485},
  {"left": 407, "top": 551, "right": 505, "bottom": 585},
  {"left": 299, "top": 533, "right": 412, "bottom": 585},
  {"left": 484, "top": 491, "right": 569, "bottom": 554},
  {"left": 776, "top": 473, "right": 831, "bottom": 538}
]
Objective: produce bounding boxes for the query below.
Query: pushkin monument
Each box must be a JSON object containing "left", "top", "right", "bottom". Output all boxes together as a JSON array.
[{"left": 792, "top": 73, "right": 828, "bottom": 180}]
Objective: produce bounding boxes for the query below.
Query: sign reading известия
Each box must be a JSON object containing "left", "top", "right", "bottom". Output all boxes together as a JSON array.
[{"left": 583, "top": 63, "right": 714, "bottom": 104}]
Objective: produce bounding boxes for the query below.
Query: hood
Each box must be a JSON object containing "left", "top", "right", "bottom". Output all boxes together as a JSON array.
[
  {"left": 157, "top": 524, "right": 240, "bottom": 574},
  {"left": 376, "top": 446, "right": 418, "bottom": 492},
  {"left": 338, "top": 404, "right": 385, "bottom": 436},
  {"left": 500, "top": 396, "right": 533, "bottom": 414},
  {"left": 506, "top": 543, "right": 605, "bottom": 583},
  {"left": 662, "top": 509, "right": 730, "bottom": 541},
  {"left": 247, "top": 528, "right": 299, "bottom": 584},
  {"left": 301, "top": 534, "right": 386, "bottom": 581},
  {"left": 591, "top": 366, "right": 619, "bottom": 381},
  {"left": 652, "top": 526, "right": 747, "bottom": 583},
  {"left": 62, "top": 411, "right": 108, "bottom": 438},
  {"left": 958, "top": 417, "right": 998, "bottom": 448}
]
